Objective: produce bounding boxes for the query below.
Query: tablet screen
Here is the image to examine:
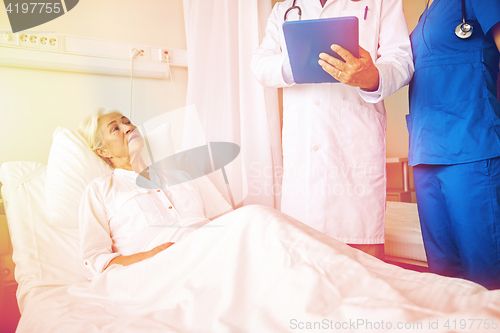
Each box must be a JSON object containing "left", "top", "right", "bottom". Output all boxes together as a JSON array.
[{"left": 283, "top": 17, "right": 359, "bottom": 84}]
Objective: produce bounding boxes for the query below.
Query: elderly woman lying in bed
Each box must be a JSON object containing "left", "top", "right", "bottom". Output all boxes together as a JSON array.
[
  {"left": 78, "top": 109, "right": 210, "bottom": 276},
  {"left": 19, "top": 108, "right": 494, "bottom": 333}
]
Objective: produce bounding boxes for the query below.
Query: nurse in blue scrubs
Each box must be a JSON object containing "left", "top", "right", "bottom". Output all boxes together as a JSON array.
[{"left": 408, "top": 0, "right": 500, "bottom": 289}]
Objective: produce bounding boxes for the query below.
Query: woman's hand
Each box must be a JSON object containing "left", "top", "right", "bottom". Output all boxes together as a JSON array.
[
  {"left": 148, "top": 242, "right": 175, "bottom": 256},
  {"left": 104, "top": 242, "right": 175, "bottom": 270}
]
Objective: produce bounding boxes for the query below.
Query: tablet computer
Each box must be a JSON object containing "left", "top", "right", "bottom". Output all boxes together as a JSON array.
[{"left": 283, "top": 17, "right": 359, "bottom": 84}]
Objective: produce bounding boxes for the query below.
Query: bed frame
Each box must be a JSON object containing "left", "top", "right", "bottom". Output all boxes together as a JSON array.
[{"left": 384, "top": 201, "right": 428, "bottom": 271}]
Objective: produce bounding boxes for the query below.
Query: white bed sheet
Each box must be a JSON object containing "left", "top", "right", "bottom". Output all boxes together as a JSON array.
[
  {"left": 2, "top": 162, "right": 500, "bottom": 333},
  {"left": 0, "top": 162, "right": 88, "bottom": 313},
  {"left": 15, "top": 205, "right": 500, "bottom": 332},
  {"left": 385, "top": 201, "right": 427, "bottom": 264}
]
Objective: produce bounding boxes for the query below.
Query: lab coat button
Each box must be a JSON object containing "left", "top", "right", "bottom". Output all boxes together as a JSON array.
[
  {"left": 314, "top": 101, "right": 321, "bottom": 106},
  {"left": 169, "top": 206, "right": 173, "bottom": 209},
  {"left": 313, "top": 145, "right": 319, "bottom": 152}
]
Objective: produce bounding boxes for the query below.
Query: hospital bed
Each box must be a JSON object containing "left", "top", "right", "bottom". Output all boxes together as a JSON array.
[
  {"left": 1, "top": 128, "right": 500, "bottom": 332},
  {"left": 385, "top": 201, "right": 428, "bottom": 269}
]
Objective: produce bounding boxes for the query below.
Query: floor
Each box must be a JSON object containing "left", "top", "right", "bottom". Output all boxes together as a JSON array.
[{"left": 1, "top": 284, "right": 21, "bottom": 333}]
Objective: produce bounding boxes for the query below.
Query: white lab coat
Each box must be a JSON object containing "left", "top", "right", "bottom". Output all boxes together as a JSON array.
[{"left": 251, "top": 0, "right": 413, "bottom": 244}]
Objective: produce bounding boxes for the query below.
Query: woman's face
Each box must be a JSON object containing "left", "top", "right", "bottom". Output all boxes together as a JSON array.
[{"left": 97, "top": 112, "right": 144, "bottom": 161}]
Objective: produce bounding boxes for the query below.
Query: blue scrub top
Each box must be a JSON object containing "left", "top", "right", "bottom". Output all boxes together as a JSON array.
[{"left": 408, "top": 0, "right": 500, "bottom": 166}]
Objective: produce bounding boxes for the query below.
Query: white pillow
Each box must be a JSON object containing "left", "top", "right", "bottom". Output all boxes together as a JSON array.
[
  {"left": 45, "top": 127, "right": 112, "bottom": 228},
  {"left": 0, "top": 161, "right": 45, "bottom": 196},
  {"left": 1, "top": 161, "right": 88, "bottom": 312}
]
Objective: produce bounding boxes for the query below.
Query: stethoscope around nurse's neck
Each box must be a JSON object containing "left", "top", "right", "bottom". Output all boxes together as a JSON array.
[
  {"left": 423, "top": 0, "right": 473, "bottom": 39},
  {"left": 455, "top": 0, "right": 473, "bottom": 39}
]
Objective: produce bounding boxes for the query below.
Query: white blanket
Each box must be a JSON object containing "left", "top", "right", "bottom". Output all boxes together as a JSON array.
[{"left": 16, "top": 205, "right": 500, "bottom": 332}]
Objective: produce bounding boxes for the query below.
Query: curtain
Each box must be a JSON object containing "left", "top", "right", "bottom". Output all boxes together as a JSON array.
[{"left": 183, "top": 0, "right": 282, "bottom": 209}]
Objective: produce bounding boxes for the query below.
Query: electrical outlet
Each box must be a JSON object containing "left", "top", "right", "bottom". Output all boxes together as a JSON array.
[
  {"left": 150, "top": 47, "right": 171, "bottom": 63},
  {"left": 161, "top": 49, "right": 170, "bottom": 63},
  {"left": 39, "top": 33, "right": 60, "bottom": 51},
  {"left": 0, "top": 30, "right": 18, "bottom": 46},
  {"left": 130, "top": 44, "right": 149, "bottom": 61},
  {"left": 13, "top": 31, "right": 60, "bottom": 50},
  {"left": 19, "top": 33, "right": 40, "bottom": 48}
]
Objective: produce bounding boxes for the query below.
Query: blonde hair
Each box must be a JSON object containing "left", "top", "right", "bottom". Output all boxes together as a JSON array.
[{"left": 78, "top": 108, "right": 123, "bottom": 168}]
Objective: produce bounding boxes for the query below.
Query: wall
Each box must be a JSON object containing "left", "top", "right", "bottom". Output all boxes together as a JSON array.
[
  {"left": 386, "top": 0, "right": 425, "bottom": 158},
  {"left": 0, "top": 0, "right": 188, "bottom": 165},
  {"left": 385, "top": 0, "right": 426, "bottom": 189}
]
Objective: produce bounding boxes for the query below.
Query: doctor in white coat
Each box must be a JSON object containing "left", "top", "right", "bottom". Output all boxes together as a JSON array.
[{"left": 251, "top": 0, "right": 413, "bottom": 258}]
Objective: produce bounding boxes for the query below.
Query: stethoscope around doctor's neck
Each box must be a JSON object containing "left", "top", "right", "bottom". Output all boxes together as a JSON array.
[
  {"left": 423, "top": 0, "right": 473, "bottom": 39},
  {"left": 284, "top": 0, "right": 364, "bottom": 21}
]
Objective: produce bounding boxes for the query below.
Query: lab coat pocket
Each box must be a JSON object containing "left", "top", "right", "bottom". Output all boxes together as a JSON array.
[
  {"left": 340, "top": 10, "right": 377, "bottom": 54},
  {"left": 339, "top": 100, "right": 385, "bottom": 174}
]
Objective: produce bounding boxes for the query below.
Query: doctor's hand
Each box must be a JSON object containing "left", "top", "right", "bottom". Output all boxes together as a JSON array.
[{"left": 318, "top": 45, "right": 379, "bottom": 91}]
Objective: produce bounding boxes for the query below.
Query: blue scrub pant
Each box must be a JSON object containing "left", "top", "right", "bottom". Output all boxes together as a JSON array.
[{"left": 413, "top": 158, "right": 500, "bottom": 290}]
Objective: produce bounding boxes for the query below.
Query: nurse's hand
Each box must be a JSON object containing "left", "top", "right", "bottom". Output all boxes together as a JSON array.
[{"left": 318, "top": 45, "right": 379, "bottom": 91}]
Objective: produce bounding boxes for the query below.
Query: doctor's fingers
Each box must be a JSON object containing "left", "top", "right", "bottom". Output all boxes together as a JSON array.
[
  {"left": 329, "top": 44, "right": 357, "bottom": 63},
  {"left": 318, "top": 52, "right": 361, "bottom": 84},
  {"left": 318, "top": 58, "right": 344, "bottom": 81},
  {"left": 318, "top": 54, "right": 378, "bottom": 89},
  {"left": 318, "top": 52, "right": 346, "bottom": 71}
]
